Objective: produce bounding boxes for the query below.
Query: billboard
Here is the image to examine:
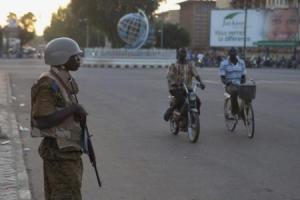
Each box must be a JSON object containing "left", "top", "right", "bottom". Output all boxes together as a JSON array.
[{"left": 210, "top": 9, "right": 299, "bottom": 47}]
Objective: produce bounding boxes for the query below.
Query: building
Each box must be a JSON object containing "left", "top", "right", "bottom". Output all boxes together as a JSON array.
[
  {"left": 216, "top": 0, "right": 231, "bottom": 8},
  {"left": 230, "top": 0, "right": 267, "bottom": 8},
  {"left": 157, "top": 10, "right": 180, "bottom": 24},
  {"left": 217, "top": 0, "right": 300, "bottom": 57},
  {"left": 220, "top": 0, "right": 300, "bottom": 43},
  {"left": 266, "top": 0, "right": 299, "bottom": 8},
  {"left": 2, "top": 24, "right": 21, "bottom": 57},
  {"left": 228, "top": 0, "right": 298, "bottom": 8},
  {"left": 179, "top": 0, "right": 216, "bottom": 50}
]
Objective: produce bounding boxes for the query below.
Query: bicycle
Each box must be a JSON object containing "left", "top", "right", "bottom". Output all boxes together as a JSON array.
[{"left": 224, "top": 81, "right": 256, "bottom": 138}]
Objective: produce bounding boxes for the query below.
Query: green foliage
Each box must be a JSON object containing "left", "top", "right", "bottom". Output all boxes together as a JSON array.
[
  {"left": 6, "top": 12, "right": 17, "bottom": 24},
  {"left": 44, "top": 8, "right": 70, "bottom": 41},
  {"left": 19, "top": 12, "right": 36, "bottom": 46},
  {"left": 155, "top": 22, "right": 190, "bottom": 49},
  {"left": 4, "top": 12, "right": 37, "bottom": 46},
  {"left": 45, "top": 0, "right": 164, "bottom": 47},
  {"left": 69, "top": 0, "right": 163, "bottom": 47},
  {"left": 44, "top": 5, "right": 105, "bottom": 47},
  {"left": 0, "top": 26, "right": 3, "bottom": 50}
]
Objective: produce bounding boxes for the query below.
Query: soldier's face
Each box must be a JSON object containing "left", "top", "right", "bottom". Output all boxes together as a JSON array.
[{"left": 65, "top": 55, "right": 81, "bottom": 71}]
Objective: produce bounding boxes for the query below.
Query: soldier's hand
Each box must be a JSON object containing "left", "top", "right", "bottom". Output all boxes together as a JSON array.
[{"left": 74, "top": 104, "right": 88, "bottom": 123}]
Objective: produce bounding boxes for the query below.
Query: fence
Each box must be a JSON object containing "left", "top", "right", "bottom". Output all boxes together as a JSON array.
[{"left": 83, "top": 48, "right": 177, "bottom": 68}]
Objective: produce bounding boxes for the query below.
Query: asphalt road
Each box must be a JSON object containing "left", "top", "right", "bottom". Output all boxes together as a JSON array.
[{"left": 1, "top": 59, "right": 300, "bottom": 200}]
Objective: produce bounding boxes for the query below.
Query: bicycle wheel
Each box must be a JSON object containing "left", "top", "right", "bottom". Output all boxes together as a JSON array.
[
  {"left": 224, "top": 98, "right": 238, "bottom": 132},
  {"left": 244, "top": 103, "right": 255, "bottom": 138},
  {"left": 187, "top": 112, "right": 200, "bottom": 143}
]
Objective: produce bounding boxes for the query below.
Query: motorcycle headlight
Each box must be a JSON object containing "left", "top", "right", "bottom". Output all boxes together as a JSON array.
[{"left": 189, "top": 93, "right": 196, "bottom": 101}]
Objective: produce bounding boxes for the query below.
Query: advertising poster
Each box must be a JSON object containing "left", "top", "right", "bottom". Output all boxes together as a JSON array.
[{"left": 210, "top": 9, "right": 299, "bottom": 47}]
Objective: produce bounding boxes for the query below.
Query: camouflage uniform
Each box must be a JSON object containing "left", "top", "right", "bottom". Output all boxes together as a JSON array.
[{"left": 31, "top": 67, "right": 83, "bottom": 200}]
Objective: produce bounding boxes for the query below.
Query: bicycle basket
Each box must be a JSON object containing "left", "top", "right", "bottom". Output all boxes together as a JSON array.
[{"left": 238, "top": 84, "right": 256, "bottom": 101}]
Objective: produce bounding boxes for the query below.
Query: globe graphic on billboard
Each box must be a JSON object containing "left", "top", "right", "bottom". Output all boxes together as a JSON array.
[{"left": 117, "top": 10, "right": 150, "bottom": 49}]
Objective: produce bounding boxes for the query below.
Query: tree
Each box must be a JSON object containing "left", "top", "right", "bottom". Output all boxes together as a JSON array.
[
  {"left": 45, "top": 0, "right": 165, "bottom": 47},
  {"left": 44, "top": 5, "right": 105, "bottom": 48},
  {"left": 19, "top": 12, "right": 37, "bottom": 46},
  {"left": 69, "top": 0, "right": 164, "bottom": 47},
  {"left": 44, "top": 7, "right": 70, "bottom": 41},
  {"left": 0, "top": 26, "right": 3, "bottom": 54},
  {"left": 155, "top": 22, "right": 190, "bottom": 49},
  {"left": 6, "top": 12, "right": 18, "bottom": 26},
  {"left": 4, "top": 12, "right": 37, "bottom": 46}
]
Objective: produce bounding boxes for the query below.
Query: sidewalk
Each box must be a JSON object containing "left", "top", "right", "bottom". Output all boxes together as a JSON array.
[{"left": 0, "top": 71, "right": 31, "bottom": 200}]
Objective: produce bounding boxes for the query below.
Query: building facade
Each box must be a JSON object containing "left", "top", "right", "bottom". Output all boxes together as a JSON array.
[
  {"left": 220, "top": 0, "right": 300, "bottom": 45},
  {"left": 216, "top": 0, "right": 231, "bottom": 8},
  {"left": 179, "top": 0, "right": 216, "bottom": 50},
  {"left": 157, "top": 10, "right": 180, "bottom": 24},
  {"left": 216, "top": 0, "right": 300, "bottom": 58},
  {"left": 2, "top": 25, "right": 21, "bottom": 58},
  {"left": 229, "top": 0, "right": 299, "bottom": 8},
  {"left": 266, "top": 0, "right": 299, "bottom": 8}
]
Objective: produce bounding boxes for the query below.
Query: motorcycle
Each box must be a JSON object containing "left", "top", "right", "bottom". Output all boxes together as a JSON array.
[{"left": 168, "top": 81, "right": 203, "bottom": 143}]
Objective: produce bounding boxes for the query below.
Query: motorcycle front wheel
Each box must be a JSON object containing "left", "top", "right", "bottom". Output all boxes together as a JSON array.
[
  {"left": 187, "top": 112, "right": 200, "bottom": 143},
  {"left": 169, "top": 118, "right": 179, "bottom": 135}
]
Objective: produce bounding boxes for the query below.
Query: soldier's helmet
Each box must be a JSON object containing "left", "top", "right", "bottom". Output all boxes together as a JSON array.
[{"left": 44, "top": 37, "right": 82, "bottom": 66}]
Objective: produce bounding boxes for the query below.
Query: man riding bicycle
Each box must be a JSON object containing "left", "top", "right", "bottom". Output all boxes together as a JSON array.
[
  {"left": 219, "top": 47, "right": 247, "bottom": 117},
  {"left": 164, "top": 48, "right": 205, "bottom": 122}
]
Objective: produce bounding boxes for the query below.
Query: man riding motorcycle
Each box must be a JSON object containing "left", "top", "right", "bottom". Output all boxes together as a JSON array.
[{"left": 164, "top": 48, "right": 205, "bottom": 122}]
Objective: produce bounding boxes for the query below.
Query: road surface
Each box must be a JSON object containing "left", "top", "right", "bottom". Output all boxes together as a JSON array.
[{"left": 1, "top": 59, "right": 299, "bottom": 200}]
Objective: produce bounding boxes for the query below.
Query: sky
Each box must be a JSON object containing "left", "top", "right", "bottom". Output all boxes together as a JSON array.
[
  {"left": 0, "top": 0, "right": 71, "bottom": 35},
  {"left": 0, "top": 0, "right": 183, "bottom": 36},
  {"left": 157, "top": 0, "right": 184, "bottom": 13}
]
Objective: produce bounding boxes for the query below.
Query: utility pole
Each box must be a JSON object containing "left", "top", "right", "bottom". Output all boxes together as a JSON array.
[
  {"left": 160, "top": 21, "right": 164, "bottom": 49},
  {"left": 243, "top": 0, "right": 248, "bottom": 59},
  {"left": 154, "top": 13, "right": 164, "bottom": 49},
  {"left": 85, "top": 19, "right": 90, "bottom": 48},
  {"left": 80, "top": 18, "right": 89, "bottom": 48}
]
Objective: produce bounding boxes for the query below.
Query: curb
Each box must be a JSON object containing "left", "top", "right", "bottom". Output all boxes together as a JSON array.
[
  {"left": 7, "top": 74, "right": 32, "bottom": 200},
  {"left": 82, "top": 64, "right": 169, "bottom": 69}
]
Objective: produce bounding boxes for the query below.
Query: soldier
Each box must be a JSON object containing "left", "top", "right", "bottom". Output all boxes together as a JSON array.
[{"left": 31, "top": 37, "right": 87, "bottom": 200}]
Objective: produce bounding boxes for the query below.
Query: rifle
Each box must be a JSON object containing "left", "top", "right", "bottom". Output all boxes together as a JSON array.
[
  {"left": 80, "top": 121, "right": 102, "bottom": 188},
  {"left": 73, "top": 91, "right": 102, "bottom": 188},
  {"left": 50, "top": 69, "right": 102, "bottom": 187},
  {"left": 66, "top": 74, "right": 102, "bottom": 187}
]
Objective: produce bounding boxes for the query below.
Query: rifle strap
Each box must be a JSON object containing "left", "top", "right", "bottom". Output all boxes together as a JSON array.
[{"left": 50, "top": 68, "right": 77, "bottom": 103}]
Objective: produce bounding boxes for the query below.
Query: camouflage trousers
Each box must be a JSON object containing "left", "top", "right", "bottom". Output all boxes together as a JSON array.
[{"left": 43, "top": 157, "right": 83, "bottom": 200}]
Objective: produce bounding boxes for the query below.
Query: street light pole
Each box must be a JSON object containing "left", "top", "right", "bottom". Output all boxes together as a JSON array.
[
  {"left": 160, "top": 21, "right": 164, "bottom": 49},
  {"left": 243, "top": 0, "right": 248, "bottom": 59},
  {"left": 85, "top": 19, "right": 90, "bottom": 48},
  {"left": 80, "top": 18, "right": 89, "bottom": 48}
]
